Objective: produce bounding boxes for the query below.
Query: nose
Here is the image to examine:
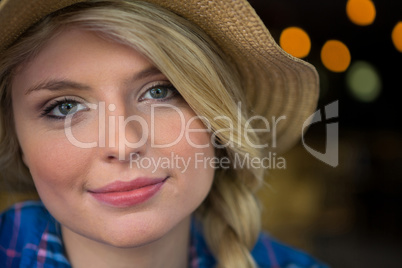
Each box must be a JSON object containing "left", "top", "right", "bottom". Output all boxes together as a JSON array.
[{"left": 98, "top": 102, "right": 148, "bottom": 162}]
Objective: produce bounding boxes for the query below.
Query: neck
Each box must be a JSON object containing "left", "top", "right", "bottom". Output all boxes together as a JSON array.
[{"left": 61, "top": 217, "right": 191, "bottom": 268}]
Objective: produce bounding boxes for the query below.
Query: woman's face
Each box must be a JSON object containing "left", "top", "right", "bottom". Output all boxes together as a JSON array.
[{"left": 11, "top": 28, "right": 215, "bottom": 247}]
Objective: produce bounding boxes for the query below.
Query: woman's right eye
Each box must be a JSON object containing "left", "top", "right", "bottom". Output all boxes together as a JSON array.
[{"left": 42, "top": 98, "right": 88, "bottom": 119}]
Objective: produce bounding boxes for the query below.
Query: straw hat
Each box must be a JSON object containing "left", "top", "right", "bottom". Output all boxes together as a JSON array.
[{"left": 0, "top": 0, "right": 319, "bottom": 154}]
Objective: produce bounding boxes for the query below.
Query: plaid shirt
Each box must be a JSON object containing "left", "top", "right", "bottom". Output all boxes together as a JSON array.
[{"left": 0, "top": 201, "right": 328, "bottom": 268}]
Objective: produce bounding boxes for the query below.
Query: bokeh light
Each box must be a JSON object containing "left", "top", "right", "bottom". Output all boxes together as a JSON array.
[
  {"left": 279, "top": 27, "right": 311, "bottom": 58},
  {"left": 346, "top": 61, "right": 382, "bottom": 102},
  {"left": 392, "top": 22, "right": 402, "bottom": 52},
  {"left": 346, "top": 0, "right": 376, "bottom": 26},
  {"left": 321, "top": 40, "right": 351, "bottom": 72}
]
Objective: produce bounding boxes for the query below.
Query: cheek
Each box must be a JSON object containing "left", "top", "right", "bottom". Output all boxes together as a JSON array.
[
  {"left": 20, "top": 132, "right": 90, "bottom": 192},
  {"left": 13, "top": 107, "right": 97, "bottom": 188},
  {"left": 152, "top": 108, "right": 215, "bottom": 194},
  {"left": 148, "top": 105, "right": 212, "bottom": 149},
  {"left": 151, "top": 108, "right": 214, "bottom": 160}
]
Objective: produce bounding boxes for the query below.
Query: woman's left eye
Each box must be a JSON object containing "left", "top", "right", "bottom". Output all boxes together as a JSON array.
[{"left": 141, "top": 85, "right": 178, "bottom": 101}]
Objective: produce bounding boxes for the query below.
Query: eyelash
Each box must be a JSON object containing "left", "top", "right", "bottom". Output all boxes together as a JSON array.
[
  {"left": 41, "top": 97, "right": 84, "bottom": 120},
  {"left": 139, "top": 83, "right": 179, "bottom": 102},
  {"left": 40, "top": 83, "right": 180, "bottom": 120}
]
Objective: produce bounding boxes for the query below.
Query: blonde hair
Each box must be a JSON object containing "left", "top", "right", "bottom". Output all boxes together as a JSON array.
[{"left": 0, "top": 1, "right": 265, "bottom": 267}]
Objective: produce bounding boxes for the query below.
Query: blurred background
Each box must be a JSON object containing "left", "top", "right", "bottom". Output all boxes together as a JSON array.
[{"left": 250, "top": 0, "right": 402, "bottom": 267}]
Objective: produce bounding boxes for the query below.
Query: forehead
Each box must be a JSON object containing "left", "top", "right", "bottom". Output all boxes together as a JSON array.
[{"left": 12, "top": 27, "right": 155, "bottom": 94}]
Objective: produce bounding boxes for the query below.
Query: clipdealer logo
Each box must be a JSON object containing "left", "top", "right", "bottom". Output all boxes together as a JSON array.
[
  {"left": 61, "top": 100, "right": 339, "bottom": 168},
  {"left": 62, "top": 102, "right": 286, "bottom": 158},
  {"left": 302, "top": 101, "right": 339, "bottom": 167}
]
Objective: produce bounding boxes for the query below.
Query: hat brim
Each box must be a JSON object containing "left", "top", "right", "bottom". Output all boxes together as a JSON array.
[{"left": 0, "top": 0, "right": 319, "bottom": 154}]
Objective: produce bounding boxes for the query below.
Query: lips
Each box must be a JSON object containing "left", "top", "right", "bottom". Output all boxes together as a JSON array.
[{"left": 88, "top": 177, "right": 168, "bottom": 207}]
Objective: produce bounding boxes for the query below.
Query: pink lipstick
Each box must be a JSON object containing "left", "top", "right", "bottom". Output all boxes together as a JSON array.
[{"left": 88, "top": 177, "right": 168, "bottom": 207}]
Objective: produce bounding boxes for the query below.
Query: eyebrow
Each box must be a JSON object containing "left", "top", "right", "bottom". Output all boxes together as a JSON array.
[
  {"left": 25, "top": 66, "right": 163, "bottom": 95},
  {"left": 25, "top": 80, "right": 90, "bottom": 95}
]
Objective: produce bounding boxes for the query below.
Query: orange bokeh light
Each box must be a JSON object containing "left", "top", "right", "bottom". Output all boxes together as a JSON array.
[
  {"left": 392, "top": 22, "right": 402, "bottom": 53},
  {"left": 279, "top": 27, "right": 311, "bottom": 58},
  {"left": 321, "top": 40, "right": 351, "bottom": 73},
  {"left": 346, "top": 0, "right": 376, "bottom": 26}
]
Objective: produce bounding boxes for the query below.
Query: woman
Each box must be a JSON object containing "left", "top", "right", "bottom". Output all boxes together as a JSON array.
[{"left": 0, "top": 0, "right": 325, "bottom": 267}]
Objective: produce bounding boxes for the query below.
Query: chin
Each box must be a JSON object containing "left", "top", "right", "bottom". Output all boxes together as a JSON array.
[
  {"left": 94, "top": 215, "right": 178, "bottom": 249},
  {"left": 103, "top": 233, "right": 163, "bottom": 249}
]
